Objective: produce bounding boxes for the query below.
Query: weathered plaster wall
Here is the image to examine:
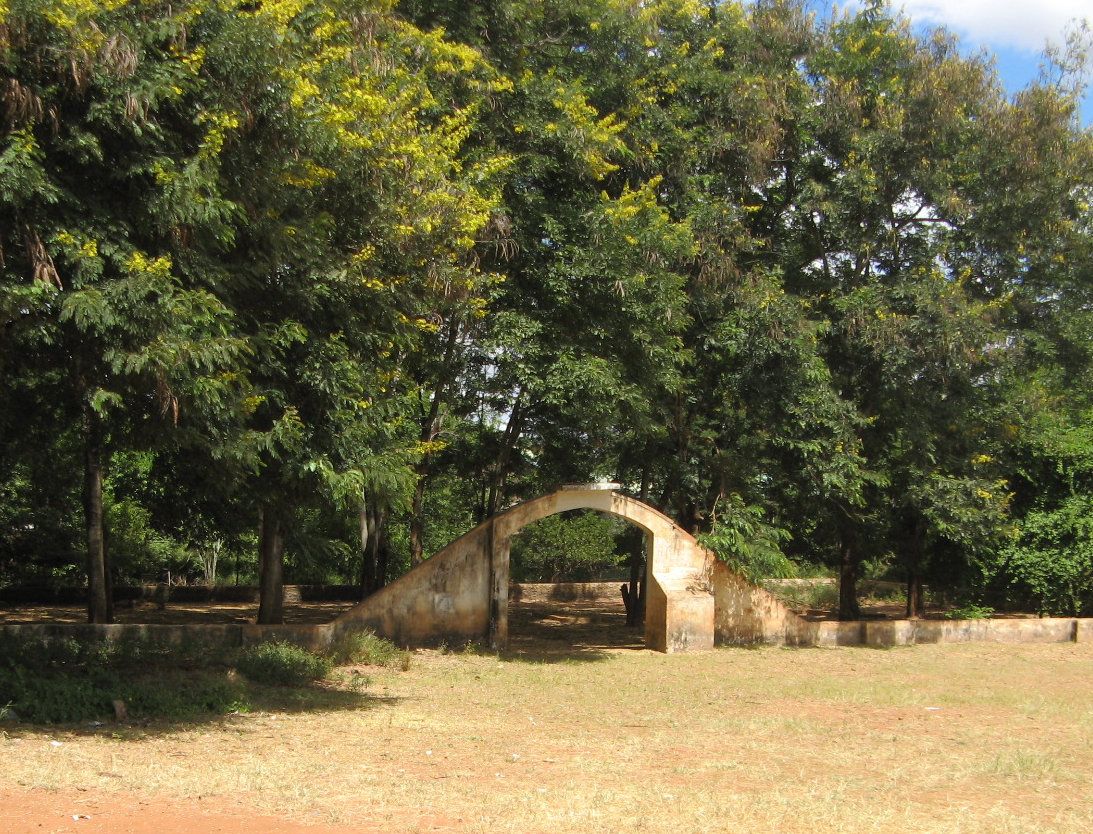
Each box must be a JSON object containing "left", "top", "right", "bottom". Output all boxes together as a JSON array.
[
  {"left": 709, "top": 561, "right": 800, "bottom": 645},
  {"left": 332, "top": 522, "right": 492, "bottom": 647}
]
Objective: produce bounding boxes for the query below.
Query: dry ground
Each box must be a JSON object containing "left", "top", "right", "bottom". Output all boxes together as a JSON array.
[{"left": 2, "top": 597, "right": 1092, "bottom": 833}]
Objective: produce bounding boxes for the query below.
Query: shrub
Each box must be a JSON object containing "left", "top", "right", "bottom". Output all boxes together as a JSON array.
[
  {"left": 327, "top": 631, "right": 408, "bottom": 669},
  {"left": 945, "top": 603, "right": 995, "bottom": 621},
  {"left": 236, "top": 641, "right": 332, "bottom": 686}
]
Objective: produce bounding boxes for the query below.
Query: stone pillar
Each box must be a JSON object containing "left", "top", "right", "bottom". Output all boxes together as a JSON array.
[{"left": 488, "top": 521, "right": 510, "bottom": 651}]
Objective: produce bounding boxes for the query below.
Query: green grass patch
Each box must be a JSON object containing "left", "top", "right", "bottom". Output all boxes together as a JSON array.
[
  {"left": 236, "top": 641, "right": 332, "bottom": 686},
  {"left": 0, "top": 633, "right": 335, "bottom": 724}
]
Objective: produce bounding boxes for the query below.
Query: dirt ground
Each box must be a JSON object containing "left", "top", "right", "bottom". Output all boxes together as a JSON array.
[{"left": 2, "top": 596, "right": 1092, "bottom": 833}]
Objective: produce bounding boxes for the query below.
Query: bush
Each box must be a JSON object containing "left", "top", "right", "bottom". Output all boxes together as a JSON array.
[
  {"left": 994, "top": 497, "right": 1093, "bottom": 616},
  {"left": 327, "top": 631, "right": 408, "bottom": 669},
  {"left": 236, "top": 641, "right": 332, "bottom": 686},
  {"left": 945, "top": 603, "right": 995, "bottom": 621}
]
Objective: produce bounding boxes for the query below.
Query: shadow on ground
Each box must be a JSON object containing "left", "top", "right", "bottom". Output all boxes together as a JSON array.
[
  {"left": 0, "top": 671, "right": 404, "bottom": 737},
  {"left": 501, "top": 597, "right": 644, "bottom": 664}
]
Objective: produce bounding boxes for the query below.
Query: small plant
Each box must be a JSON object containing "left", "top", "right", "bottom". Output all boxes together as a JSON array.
[
  {"left": 945, "top": 603, "right": 995, "bottom": 620},
  {"left": 236, "top": 641, "right": 332, "bottom": 686},
  {"left": 327, "top": 630, "right": 407, "bottom": 668}
]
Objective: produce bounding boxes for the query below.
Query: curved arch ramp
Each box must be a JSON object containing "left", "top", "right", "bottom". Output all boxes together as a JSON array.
[{"left": 333, "top": 485, "right": 800, "bottom": 652}]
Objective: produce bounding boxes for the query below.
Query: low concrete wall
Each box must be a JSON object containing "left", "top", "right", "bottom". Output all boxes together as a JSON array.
[
  {"left": 512, "top": 582, "right": 625, "bottom": 603},
  {"left": 785, "top": 616, "right": 1088, "bottom": 648},
  {"left": 0, "top": 622, "right": 334, "bottom": 653},
  {"left": 0, "top": 584, "right": 361, "bottom": 606}
]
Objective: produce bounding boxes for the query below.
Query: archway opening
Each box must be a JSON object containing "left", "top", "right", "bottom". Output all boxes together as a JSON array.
[{"left": 505, "top": 509, "right": 648, "bottom": 658}]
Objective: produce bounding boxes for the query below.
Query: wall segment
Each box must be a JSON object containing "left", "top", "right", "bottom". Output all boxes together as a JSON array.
[{"left": 333, "top": 486, "right": 795, "bottom": 652}]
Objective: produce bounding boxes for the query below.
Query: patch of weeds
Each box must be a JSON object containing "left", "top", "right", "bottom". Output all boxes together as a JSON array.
[
  {"left": 766, "top": 581, "right": 839, "bottom": 612},
  {"left": 327, "top": 631, "right": 406, "bottom": 669},
  {"left": 237, "top": 641, "right": 332, "bottom": 686},
  {"left": 988, "top": 751, "right": 1060, "bottom": 781},
  {"left": 0, "top": 632, "right": 254, "bottom": 724},
  {"left": 946, "top": 603, "right": 995, "bottom": 620},
  {"left": 0, "top": 665, "right": 250, "bottom": 724}
]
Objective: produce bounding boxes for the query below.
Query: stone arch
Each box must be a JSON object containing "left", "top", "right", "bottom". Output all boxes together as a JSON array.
[{"left": 333, "top": 485, "right": 726, "bottom": 652}]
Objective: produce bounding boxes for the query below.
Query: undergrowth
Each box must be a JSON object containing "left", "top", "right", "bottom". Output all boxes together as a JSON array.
[
  {"left": 0, "top": 629, "right": 412, "bottom": 724},
  {"left": 0, "top": 633, "right": 249, "bottom": 724},
  {"left": 327, "top": 630, "right": 409, "bottom": 669},
  {"left": 236, "top": 641, "right": 332, "bottom": 686}
]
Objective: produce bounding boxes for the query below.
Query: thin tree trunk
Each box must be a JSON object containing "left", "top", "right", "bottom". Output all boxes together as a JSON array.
[
  {"left": 257, "top": 504, "right": 285, "bottom": 624},
  {"left": 408, "top": 476, "right": 428, "bottom": 567},
  {"left": 83, "top": 406, "right": 111, "bottom": 624},
  {"left": 487, "top": 384, "right": 526, "bottom": 517},
  {"left": 838, "top": 518, "right": 861, "bottom": 621},
  {"left": 904, "top": 514, "right": 927, "bottom": 619},
  {"left": 359, "top": 501, "right": 374, "bottom": 596},
  {"left": 375, "top": 519, "right": 390, "bottom": 590},
  {"left": 409, "top": 318, "right": 460, "bottom": 566},
  {"left": 360, "top": 498, "right": 388, "bottom": 596}
]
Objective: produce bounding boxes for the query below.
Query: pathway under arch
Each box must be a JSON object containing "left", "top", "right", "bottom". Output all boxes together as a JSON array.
[{"left": 333, "top": 485, "right": 798, "bottom": 653}]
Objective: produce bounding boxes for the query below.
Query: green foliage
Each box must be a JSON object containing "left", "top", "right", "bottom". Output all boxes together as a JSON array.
[
  {"left": 236, "top": 641, "right": 332, "bottom": 686},
  {"left": 510, "top": 511, "right": 626, "bottom": 582},
  {"left": 0, "top": 0, "right": 1090, "bottom": 622},
  {"left": 0, "top": 633, "right": 246, "bottom": 723},
  {"left": 327, "top": 631, "right": 409, "bottom": 669},
  {"left": 997, "top": 497, "right": 1093, "bottom": 615},
  {"left": 699, "top": 495, "right": 796, "bottom": 584},
  {"left": 945, "top": 603, "right": 996, "bottom": 621},
  {"left": 764, "top": 581, "right": 840, "bottom": 613}
]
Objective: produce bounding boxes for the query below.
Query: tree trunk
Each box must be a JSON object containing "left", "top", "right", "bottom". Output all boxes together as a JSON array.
[
  {"left": 906, "top": 573, "right": 925, "bottom": 619},
  {"left": 360, "top": 498, "right": 388, "bottom": 596},
  {"left": 359, "top": 502, "right": 374, "bottom": 596},
  {"left": 408, "top": 317, "right": 460, "bottom": 566},
  {"left": 257, "top": 504, "right": 285, "bottom": 624},
  {"left": 904, "top": 514, "right": 927, "bottom": 619},
  {"left": 837, "top": 519, "right": 861, "bottom": 621},
  {"left": 409, "top": 475, "right": 428, "bottom": 567},
  {"left": 623, "top": 542, "right": 646, "bottom": 628},
  {"left": 83, "top": 407, "right": 111, "bottom": 624},
  {"left": 487, "top": 385, "right": 525, "bottom": 517}
]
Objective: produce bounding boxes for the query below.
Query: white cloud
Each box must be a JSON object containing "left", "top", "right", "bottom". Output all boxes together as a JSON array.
[{"left": 896, "top": 0, "right": 1090, "bottom": 52}]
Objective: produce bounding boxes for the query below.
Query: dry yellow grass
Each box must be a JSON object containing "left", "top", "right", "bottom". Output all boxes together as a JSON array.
[{"left": 2, "top": 602, "right": 1092, "bottom": 833}]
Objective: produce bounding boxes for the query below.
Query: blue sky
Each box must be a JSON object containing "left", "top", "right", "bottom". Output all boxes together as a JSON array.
[{"left": 809, "top": 1, "right": 1093, "bottom": 126}]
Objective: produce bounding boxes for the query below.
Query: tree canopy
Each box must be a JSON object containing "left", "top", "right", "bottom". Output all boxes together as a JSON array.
[{"left": 2, "top": 0, "right": 1091, "bottom": 621}]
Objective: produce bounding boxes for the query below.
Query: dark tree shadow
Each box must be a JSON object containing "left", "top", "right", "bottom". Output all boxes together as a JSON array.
[
  {"left": 502, "top": 597, "right": 644, "bottom": 664},
  {"left": 0, "top": 674, "right": 404, "bottom": 737}
]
